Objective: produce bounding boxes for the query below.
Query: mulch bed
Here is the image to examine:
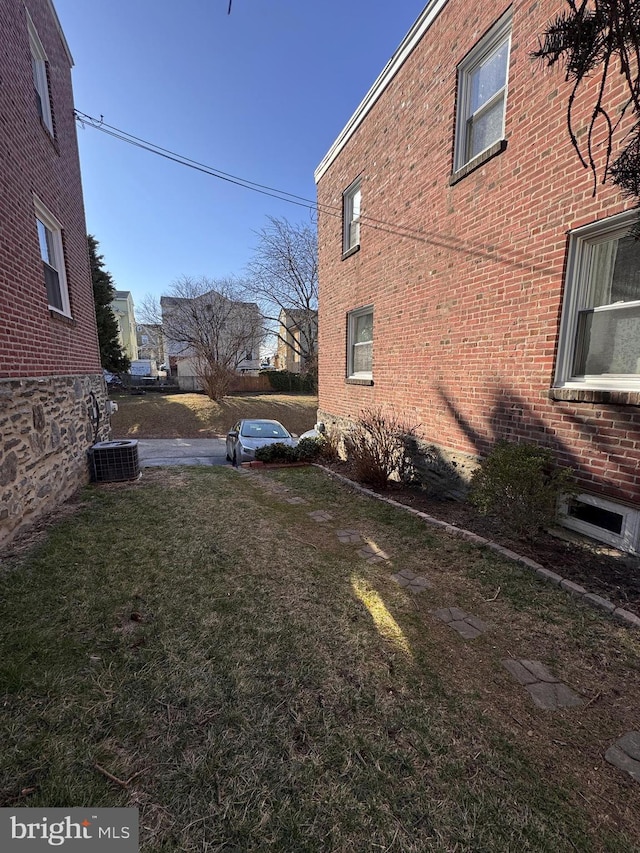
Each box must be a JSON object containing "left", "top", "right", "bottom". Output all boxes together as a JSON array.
[{"left": 324, "top": 462, "right": 640, "bottom": 617}]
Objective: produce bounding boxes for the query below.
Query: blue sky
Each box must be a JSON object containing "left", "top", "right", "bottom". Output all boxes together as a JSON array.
[{"left": 53, "top": 0, "right": 428, "bottom": 313}]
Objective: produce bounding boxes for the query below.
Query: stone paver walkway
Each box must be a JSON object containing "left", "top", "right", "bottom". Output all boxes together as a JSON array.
[
  {"left": 605, "top": 732, "right": 640, "bottom": 782},
  {"left": 433, "top": 607, "right": 488, "bottom": 639},
  {"left": 336, "top": 529, "right": 363, "bottom": 544},
  {"left": 391, "top": 568, "right": 433, "bottom": 595},
  {"left": 358, "top": 543, "right": 390, "bottom": 564},
  {"left": 502, "top": 659, "right": 584, "bottom": 709},
  {"left": 239, "top": 468, "right": 638, "bottom": 784},
  {"left": 308, "top": 509, "right": 334, "bottom": 522}
]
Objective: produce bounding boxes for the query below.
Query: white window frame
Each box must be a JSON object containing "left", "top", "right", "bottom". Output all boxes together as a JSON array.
[
  {"left": 34, "top": 197, "right": 71, "bottom": 317},
  {"left": 454, "top": 11, "right": 512, "bottom": 172},
  {"left": 26, "top": 10, "right": 54, "bottom": 135},
  {"left": 343, "top": 178, "right": 361, "bottom": 255},
  {"left": 554, "top": 210, "right": 640, "bottom": 391},
  {"left": 558, "top": 492, "right": 640, "bottom": 554},
  {"left": 347, "top": 305, "right": 373, "bottom": 380}
]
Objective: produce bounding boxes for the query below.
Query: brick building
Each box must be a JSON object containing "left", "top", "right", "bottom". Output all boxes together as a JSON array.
[
  {"left": 315, "top": 0, "right": 640, "bottom": 553},
  {"left": 0, "top": 0, "right": 110, "bottom": 547}
]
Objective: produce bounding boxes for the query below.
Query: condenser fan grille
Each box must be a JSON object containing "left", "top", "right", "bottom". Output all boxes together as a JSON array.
[{"left": 89, "top": 440, "right": 140, "bottom": 482}]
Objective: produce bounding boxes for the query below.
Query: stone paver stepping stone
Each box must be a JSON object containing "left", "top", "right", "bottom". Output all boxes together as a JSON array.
[
  {"left": 526, "top": 682, "right": 584, "bottom": 710},
  {"left": 391, "top": 569, "right": 433, "bottom": 594},
  {"left": 502, "top": 659, "right": 583, "bottom": 709},
  {"left": 502, "top": 659, "right": 558, "bottom": 685},
  {"left": 286, "top": 496, "right": 308, "bottom": 505},
  {"left": 434, "top": 607, "right": 487, "bottom": 639},
  {"left": 308, "top": 510, "right": 334, "bottom": 523},
  {"left": 336, "top": 529, "right": 363, "bottom": 544},
  {"left": 357, "top": 543, "right": 390, "bottom": 564},
  {"left": 605, "top": 732, "right": 640, "bottom": 783}
]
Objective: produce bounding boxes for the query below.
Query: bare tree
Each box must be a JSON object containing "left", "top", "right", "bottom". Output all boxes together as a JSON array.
[
  {"left": 534, "top": 1, "right": 640, "bottom": 224},
  {"left": 244, "top": 217, "right": 318, "bottom": 380},
  {"left": 147, "top": 276, "right": 263, "bottom": 400}
]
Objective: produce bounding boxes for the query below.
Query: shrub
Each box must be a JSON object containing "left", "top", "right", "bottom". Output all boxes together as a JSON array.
[
  {"left": 260, "top": 370, "right": 316, "bottom": 394},
  {"left": 295, "top": 436, "right": 325, "bottom": 462},
  {"left": 254, "top": 443, "right": 299, "bottom": 463},
  {"left": 345, "top": 408, "right": 418, "bottom": 488},
  {"left": 468, "top": 441, "right": 575, "bottom": 537}
]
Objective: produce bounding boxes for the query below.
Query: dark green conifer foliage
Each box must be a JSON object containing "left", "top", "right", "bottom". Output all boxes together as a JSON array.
[{"left": 88, "top": 235, "right": 130, "bottom": 373}]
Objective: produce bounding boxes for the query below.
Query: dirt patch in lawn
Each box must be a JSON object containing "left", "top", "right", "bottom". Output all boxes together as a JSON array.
[{"left": 323, "top": 462, "right": 640, "bottom": 617}]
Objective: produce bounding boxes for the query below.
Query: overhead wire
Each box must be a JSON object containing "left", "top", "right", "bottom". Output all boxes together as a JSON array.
[
  {"left": 74, "top": 110, "right": 542, "bottom": 270},
  {"left": 74, "top": 110, "right": 339, "bottom": 218},
  {"left": 73, "top": 110, "right": 437, "bottom": 242}
]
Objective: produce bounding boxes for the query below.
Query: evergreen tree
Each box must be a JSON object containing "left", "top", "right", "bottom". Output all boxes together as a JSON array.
[{"left": 88, "top": 235, "right": 130, "bottom": 373}]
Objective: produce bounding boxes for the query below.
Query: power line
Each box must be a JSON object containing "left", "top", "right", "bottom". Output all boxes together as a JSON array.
[
  {"left": 74, "top": 110, "right": 337, "bottom": 218},
  {"left": 74, "top": 110, "right": 452, "bottom": 247},
  {"left": 74, "top": 110, "right": 534, "bottom": 272}
]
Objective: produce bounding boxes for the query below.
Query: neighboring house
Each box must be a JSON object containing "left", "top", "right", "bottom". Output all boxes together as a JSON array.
[
  {"left": 315, "top": 0, "right": 640, "bottom": 553},
  {"left": 274, "top": 308, "right": 318, "bottom": 373},
  {"left": 136, "top": 323, "right": 165, "bottom": 368},
  {"left": 0, "top": 0, "right": 110, "bottom": 548},
  {"left": 160, "top": 292, "right": 262, "bottom": 390},
  {"left": 111, "top": 290, "right": 138, "bottom": 362}
]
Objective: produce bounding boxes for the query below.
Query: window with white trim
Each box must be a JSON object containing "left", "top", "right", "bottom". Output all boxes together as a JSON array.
[
  {"left": 555, "top": 211, "right": 640, "bottom": 390},
  {"left": 343, "top": 179, "right": 361, "bottom": 255},
  {"left": 347, "top": 306, "right": 373, "bottom": 379},
  {"left": 26, "top": 12, "right": 54, "bottom": 135},
  {"left": 454, "top": 12, "right": 511, "bottom": 172},
  {"left": 34, "top": 199, "right": 70, "bottom": 316}
]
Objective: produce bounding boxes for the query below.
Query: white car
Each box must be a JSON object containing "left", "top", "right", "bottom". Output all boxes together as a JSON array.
[
  {"left": 298, "top": 422, "right": 326, "bottom": 441},
  {"left": 226, "top": 419, "right": 297, "bottom": 465}
]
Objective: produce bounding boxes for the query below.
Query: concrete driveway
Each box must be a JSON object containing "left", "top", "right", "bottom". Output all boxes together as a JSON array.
[{"left": 136, "top": 438, "right": 229, "bottom": 467}]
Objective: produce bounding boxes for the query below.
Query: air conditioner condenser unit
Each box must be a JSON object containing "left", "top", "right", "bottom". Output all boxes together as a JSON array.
[{"left": 89, "top": 440, "right": 140, "bottom": 483}]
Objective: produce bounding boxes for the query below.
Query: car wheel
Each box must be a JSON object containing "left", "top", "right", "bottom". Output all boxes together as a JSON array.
[{"left": 232, "top": 450, "right": 237, "bottom": 467}]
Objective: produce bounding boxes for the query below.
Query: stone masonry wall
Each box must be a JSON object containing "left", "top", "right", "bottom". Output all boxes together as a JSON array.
[
  {"left": 317, "top": 407, "right": 479, "bottom": 499},
  {"left": 0, "top": 374, "right": 110, "bottom": 548}
]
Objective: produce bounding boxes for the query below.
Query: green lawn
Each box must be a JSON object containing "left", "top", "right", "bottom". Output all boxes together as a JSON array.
[
  {"left": 110, "top": 392, "right": 318, "bottom": 438},
  {"left": 1, "top": 466, "right": 639, "bottom": 851}
]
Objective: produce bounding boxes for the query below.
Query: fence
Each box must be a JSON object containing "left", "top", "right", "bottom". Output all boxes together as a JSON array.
[{"left": 119, "top": 371, "right": 314, "bottom": 394}]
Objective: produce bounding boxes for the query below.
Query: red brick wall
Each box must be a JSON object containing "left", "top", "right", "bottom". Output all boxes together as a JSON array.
[
  {"left": 0, "top": 0, "right": 101, "bottom": 378},
  {"left": 316, "top": 0, "right": 640, "bottom": 506}
]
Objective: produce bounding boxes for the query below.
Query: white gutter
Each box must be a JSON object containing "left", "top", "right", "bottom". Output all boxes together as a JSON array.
[{"left": 314, "top": 0, "right": 449, "bottom": 184}]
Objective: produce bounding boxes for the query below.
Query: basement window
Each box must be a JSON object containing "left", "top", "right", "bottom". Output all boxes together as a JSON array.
[{"left": 559, "top": 493, "right": 640, "bottom": 554}]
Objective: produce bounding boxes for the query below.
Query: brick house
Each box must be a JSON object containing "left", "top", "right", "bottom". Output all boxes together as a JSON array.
[
  {"left": 0, "top": 0, "right": 110, "bottom": 548},
  {"left": 315, "top": 0, "right": 640, "bottom": 553}
]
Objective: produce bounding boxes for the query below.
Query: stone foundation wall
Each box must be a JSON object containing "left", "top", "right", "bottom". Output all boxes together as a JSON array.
[
  {"left": 317, "top": 408, "right": 480, "bottom": 498},
  {"left": 0, "top": 374, "right": 111, "bottom": 548}
]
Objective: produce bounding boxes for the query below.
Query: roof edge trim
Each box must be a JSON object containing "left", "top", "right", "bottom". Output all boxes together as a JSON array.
[{"left": 46, "top": 0, "right": 74, "bottom": 66}]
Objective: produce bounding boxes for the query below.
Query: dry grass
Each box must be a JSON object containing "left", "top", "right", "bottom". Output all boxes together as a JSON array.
[
  {"left": 1, "top": 465, "right": 639, "bottom": 851},
  {"left": 110, "top": 392, "right": 318, "bottom": 439}
]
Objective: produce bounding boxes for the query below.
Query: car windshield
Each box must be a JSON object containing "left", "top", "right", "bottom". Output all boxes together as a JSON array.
[{"left": 240, "top": 421, "right": 289, "bottom": 439}]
